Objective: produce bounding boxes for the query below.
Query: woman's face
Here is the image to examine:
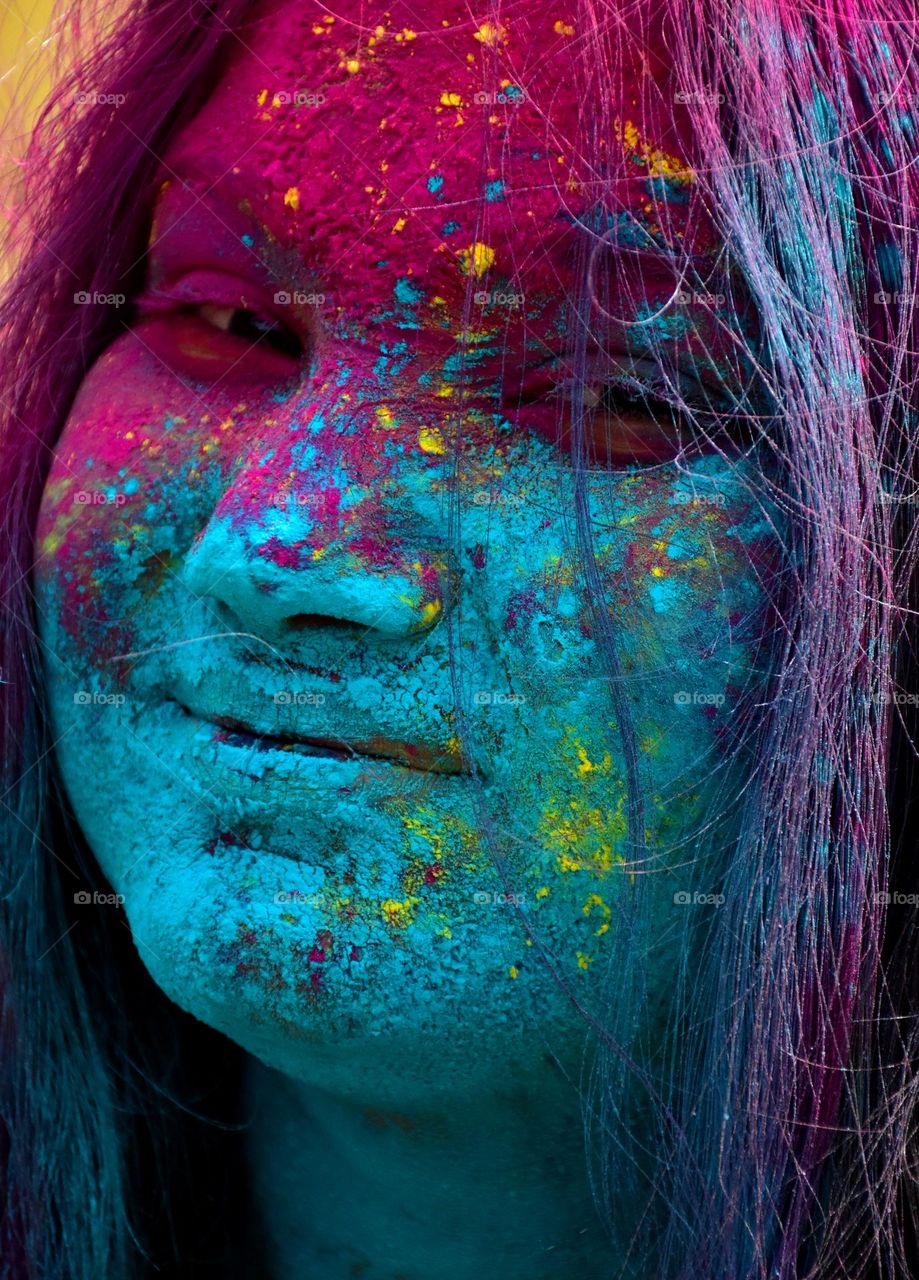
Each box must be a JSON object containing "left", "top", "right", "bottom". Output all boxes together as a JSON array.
[{"left": 35, "top": 0, "right": 780, "bottom": 1095}]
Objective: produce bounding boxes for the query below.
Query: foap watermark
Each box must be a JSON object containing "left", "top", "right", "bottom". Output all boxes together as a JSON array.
[
  {"left": 874, "top": 690, "right": 919, "bottom": 707},
  {"left": 74, "top": 90, "right": 127, "bottom": 107},
  {"left": 274, "top": 890, "right": 323, "bottom": 905},
  {"left": 876, "top": 891, "right": 919, "bottom": 906},
  {"left": 874, "top": 290, "right": 919, "bottom": 306},
  {"left": 874, "top": 92, "right": 919, "bottom": 108},
  {"left": 673, "top": 890, "right": 726, "bottom": 906},
  {"left": 74, "top": 890, "right": 125, "bottom": 906},
  {"left": 473, "top": 890, "right": 526, "bottom": 906},
  {"left": 674, "top": 690, "right": 726, "bottom": 708},
  {"left": 269, "top": 89, "right": 326, "bottom": 107},
  {"left": 671, "top": 289, "right": 726, "bottom": 308},
  {"left": 674, "top": 89, "right": 725, "bottom": 106},
  {"left": 878, "top": 489, "right": 919, "bottom": 507},
  {"left": 473, "top": 87, "right": 527, "bottom": 106},
  {"left": 273, "top": 691, "right": 327, "bottom": 706},
  {"left": 273, "top": 290, "right": 326, "bottom": 307},
  {"left": 474, "top": 690, "right": 526, "bottom": 706},
  {"left": 74, "top": 290, "right": 126, "bottom": 307},
  {"left": 472, "top": 489, "right": 525, "bottom": 507},
  {"left": 266, "top": 491, "right": 325, "bottom": 511},
  {"left": 73, "top": 490, "right": 127, "bottom": 507},
  {"left": 74, "top": 690, "right": 125, "bottom": 707},
  {"left": 672, "top": 490, "right": 727, "bottom": 507},
  {"left": 473, "top": 290, "right": 525, "bottom": 308}
]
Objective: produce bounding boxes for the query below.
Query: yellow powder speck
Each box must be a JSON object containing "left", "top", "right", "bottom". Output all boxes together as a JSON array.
[
  {"left": 323, "top": 13, "right": 334, "bottom": 21},
  {"left": 380, "top": 159, "right": 389, "bottom": 172},
  {"left": 380, "top": 897, "right": 418, "bottom": 929},
  {"left": 508, "top": 965, "right": 519, "bottom": 979},
  {"left": 576, "top": 952, "right": 593, "bottom": 970},
  {"left": 419, "top": 600, "right": 442, "bottom": 626},
  {"left": 374, "top": 24, "right": 386, "bottom": 37},
  {"left": 311, "top": 547, "right": 326, "bottom": 560},
  {"left": 435, "top": 384, "right": 453, "bottom": 397},
  {"left": 376, "top": 405, "right": 395, "bottom": 428},
  {"left": 440, "top": 91, "right": 462, "bottom": 107},
  {"left": 474, "top": 21, "right": 508, "bottom": 46},
  {"left": 393, "top": 215, "right": 407, "bottom": 232},
  {"left": 418, "top": 426, "right": 446, "bottom": 455},
  {"left": 582, "top": 893, "right": 612, "bottom": 932},
  {"left": 345, "top": 58, "right": 361, "bottom": 74},
  {"left": 536, "top": 886, "right": 550, "bottom": 899},
  {"left": 283, "top": 187, "right": 299, "bottom": 211},
  {"left": 125, "top": 431, "right": 134, "bottom": 440},
  {"left": 257, "top": 88, "right": 268, "bottom": 106},
  {"left": 457, "top": 241, "right": 495, "bottom": 278},
  {"left": 402, "top": 28, "right": 417, "bottom": 40},
  {"left": 614, "top": 117, "right": 695, "bottom": 183},
  {"left": 554, "top": 20, "right": 576, "bottom": 35},
  {"left": 440, "top": 925, "right": 453, "bottom": 939},
  {"left": 650, "top": 565, "right": 665, "bottom": 577}
]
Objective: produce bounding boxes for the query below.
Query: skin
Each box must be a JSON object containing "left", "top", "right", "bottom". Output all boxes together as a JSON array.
[{"left": 34, "top": 2, "right": 783, "bottom": 1276}]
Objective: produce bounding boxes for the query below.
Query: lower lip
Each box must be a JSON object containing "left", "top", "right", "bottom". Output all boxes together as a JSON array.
[{"left": 168, "top": 703, "right": 468, "bottom": 798}]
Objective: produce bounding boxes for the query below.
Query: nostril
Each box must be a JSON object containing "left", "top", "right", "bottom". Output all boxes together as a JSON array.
[{"left": 285, "top": 613, "right": 336, "bottom": 631}]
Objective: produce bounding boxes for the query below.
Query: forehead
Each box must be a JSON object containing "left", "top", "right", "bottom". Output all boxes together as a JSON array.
[{"left": 156, "top": 0, "right": 717, "bottom": 294}]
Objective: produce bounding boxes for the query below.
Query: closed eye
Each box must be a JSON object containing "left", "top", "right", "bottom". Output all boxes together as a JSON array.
[{"left": 517, "top": 371, "right": 756, "bottom": 468}]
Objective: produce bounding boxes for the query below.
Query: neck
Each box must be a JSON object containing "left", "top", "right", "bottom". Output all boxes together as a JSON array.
[{"left": 244, "top": 1052, "right": 619, "bottom": 1280}]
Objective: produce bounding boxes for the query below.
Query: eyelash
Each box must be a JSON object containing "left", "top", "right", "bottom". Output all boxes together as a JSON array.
[{"left": 524, "top": 372, "right": 749, "bottom": 466}]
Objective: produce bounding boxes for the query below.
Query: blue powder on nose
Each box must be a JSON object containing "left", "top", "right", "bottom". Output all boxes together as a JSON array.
[{"left": 648, "top": 577, "right": 686, "bottom": 613}]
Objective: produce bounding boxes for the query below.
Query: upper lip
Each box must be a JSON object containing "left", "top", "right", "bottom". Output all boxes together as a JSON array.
[{"left": 173, "top": 699, "right": 474, "bottom": 775}]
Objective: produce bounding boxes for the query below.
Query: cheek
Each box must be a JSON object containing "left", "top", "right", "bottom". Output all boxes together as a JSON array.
[{"left": 475, "top": 458, "right": 782, "bottom": 868}]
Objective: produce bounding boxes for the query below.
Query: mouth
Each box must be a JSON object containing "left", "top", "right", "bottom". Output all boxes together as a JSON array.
[{"left": 172, "top": 699, "right": 474, "bottom": 776}]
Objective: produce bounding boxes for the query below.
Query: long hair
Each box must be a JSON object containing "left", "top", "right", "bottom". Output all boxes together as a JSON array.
[{"left": 2, "top": 1, "right": 919, "bottom": 1277}]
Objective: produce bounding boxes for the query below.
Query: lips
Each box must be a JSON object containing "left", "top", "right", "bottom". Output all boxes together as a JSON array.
[{"left": 172, "top": 699, "right": 473, "bottom": 775}]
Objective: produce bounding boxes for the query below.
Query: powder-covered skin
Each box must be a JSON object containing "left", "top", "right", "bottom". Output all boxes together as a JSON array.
[{"left": 34, "top": 2, "right": 783, "bottom": 1276}]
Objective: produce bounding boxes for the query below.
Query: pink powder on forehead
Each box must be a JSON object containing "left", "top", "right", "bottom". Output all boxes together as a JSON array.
[{"left": 160, "top": 0, "right": 715, "bottom": 288}]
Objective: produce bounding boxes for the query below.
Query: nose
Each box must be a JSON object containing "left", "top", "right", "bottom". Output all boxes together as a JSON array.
[{"left": 179, "top": 465, "right": 451, "bottom": 644}]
